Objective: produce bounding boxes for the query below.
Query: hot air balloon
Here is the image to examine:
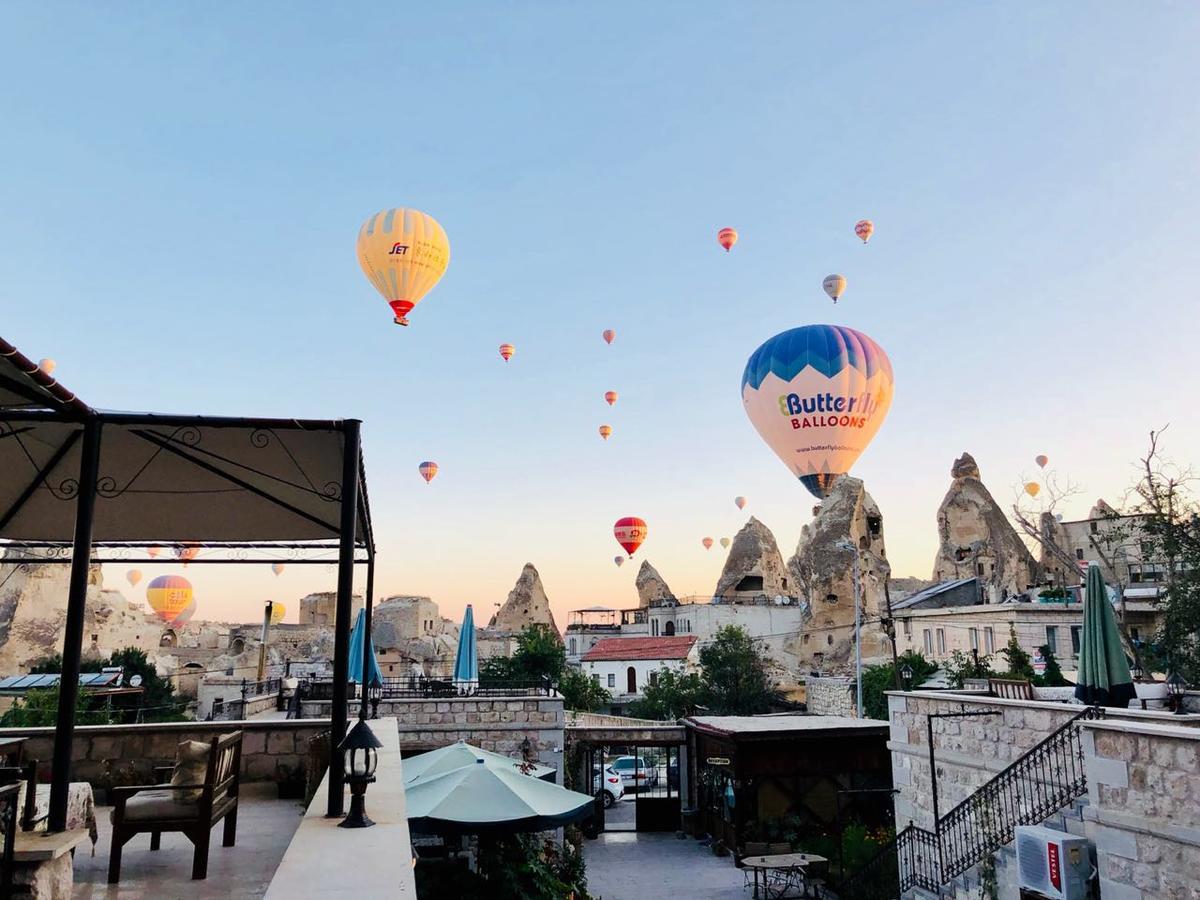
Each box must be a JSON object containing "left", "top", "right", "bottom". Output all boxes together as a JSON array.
[
  {"left": 146, "top": 575, "right": 193, "bottom": 623},
  {"left": 599, "top": 425, "right": 612, "bottom": 441},
  {"left": 702, "top": 537, "right": 714, "bottom": 550},
  {"left": 614, "top": 517, "right": 647, "bottom": 557},
  {"left": 602, "top": 329, "right": 615, "bottom": 345},
  {"left": 173, "top": 542, "right": 201, "bottom": 566},
  {"left": 604, "top": 391, "right": 618, "bottom": 406},
  {"left": 146, "top": 546, "right": 161, "bottom": 559},
  {"left": 854, "top": 220, "right": 874, "bottom": 244},
  {"left": 269, "top": 602, "right": 286, "bottom": 625},
  {"left": 613, "top": 556, "right": 625, "bottom": 568},
  {"left": 1035, "top": 455, "right": 1048, "bottom": 469},
  {"left": 734, "top": 496, "right": 747, "bottom": 510},
  {"left": 822, "top": 274, "right": 847, "bottom": 304},
  {"left": 742, "top": 324, "right": 895, "bottom": 499},
  {"left": 499, "top": 343, "right": 515, "bottom": 362},
  {"left": 1024, "top": 482, "right": 1041, "bottom": 498},
  {"left": 356, "top": 208, "right": 450, "bottom": 326},
  {"left": 271, "top": 563, "right": 285, "bottom": 576},
  {"left": 419, "top": 461, "right": 439, "bottom": 484},
  {"left": 38, "top": 358, "right": 56, "bottom": 376},
  {"left": 172, "top": 599, "right": 197, "bottom": 626},
  {"left": 719, "top": 537, "right": 731, "bottom": 549},
  {"left": 126, "top": 570, "right": 143, "bottom": 588},
  {"left": 717, "top": 227, "right": 738, "bottom": 252}
]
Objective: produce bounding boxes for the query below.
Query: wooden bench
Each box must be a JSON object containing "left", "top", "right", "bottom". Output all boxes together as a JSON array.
[
  {"left": 989, "top": 678, "right": 1035, "bottom": 700},
  {"left": 108, "top": 730, "right": 242, "bottom": 883}
]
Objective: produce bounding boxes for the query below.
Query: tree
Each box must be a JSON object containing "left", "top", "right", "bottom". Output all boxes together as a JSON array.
[
  {"left": 697, "top": 625, "right": 776, "bottom": 715},
  {"left": 998, "top": 627, "right": 1035, "bottom": 680},
  {"left": 557, "top": 667, "right": 611, "bottom": 713},
  {"left": 1036, "top": 644, "right": 1069, "bottom": 687},
  {"left": 626, "top": 668, "right": 704, "bottom": 721},
  {"left": 480, "top": 624, "right": 565, "bottom": 686},
  {"left": 860, "top": 651, "right": 938, "bottom": 720},
  {"left": 0, "top": 686, "right": 114, "bottom": 727},
  {"left": 18, "top": 647, "right": 184, "bottom": 723},
  {"left": 943, "top": 649, "right": 994, "bottom": 688}
]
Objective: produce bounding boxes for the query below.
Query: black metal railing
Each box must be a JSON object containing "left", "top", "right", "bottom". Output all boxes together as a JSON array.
[
  {"left": 839, "top": 706, "right": 1104, "bottom": 893},
  {"left": 300, "top": 675, "right": 553, "bottom": 702},
  {"left": 242, "top": 677, "right": 282, "bottom": 700}
]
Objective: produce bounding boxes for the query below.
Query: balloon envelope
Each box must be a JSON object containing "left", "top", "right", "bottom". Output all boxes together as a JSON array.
[
  {"left": 126, "top": 570, "right": 142, "bottom": 587},
  {"left": 720, "top": 537, "right": 731, "bottom": 549},
  {"left": 146, "top": 547, "right": 160, "bottom": 559},
  {"left": 604, "top": 391, "right": 618, "bottom": 406},
  {"left": 269, "top": 602, "right": 286, "bottom": 625},
  {"left": 419, "top": 461, "right": 439, "bottom": 483},
  {"left": 602, "top": 329, "right": 615, "bottom": 345},
  {"left": 356, "top": 208, "right": 450, "bottom": 325},
  {"left": 702, "top": 537, "right": 713, "bottom": 550},
  {"left": 173, "top": 543, "right": 200, "bottom": 563},
  {"left": 1035, "top": 455, "right": 1048, "bottom": 469},
  {"left": 146, "top": 575, "right": 193, "bottom": 622},
  {"left": 822, "top": 274, "right": 847, "bottom": 303},
  {"left": 38, "top": 358, "right": 55, "bottom": 376},
  {"left": 613, "top": 556, "right": 624, "bottom": 567},
  {"left": 742, "top": 324, "right": 894, "bottom": 499},
  {"left": 734, "top": 496, "right": 747, "bottom": 510},
  {"left": 499, "top": 343, "right": 515, "bottom": 361},
  {"left": 271, "top": 563, "right": 285, "bottom": 576},
  {"left": 614, "top": 517, "right": 647, "bottom": 557},
  {"left": 854, "top": 220, "right": 874, "bottom": 243},
  {"left": 171, "top": 599, "right": 197, "bottom": 626},
  {"left": 1025, "top": 482, "right": 1041, "bottom": 498},
  {"left": 718, "top": 227, "right": 738, "bottom": 252},
  {"left": 599, "top": 425, "right": 612, "bottom": 440}
]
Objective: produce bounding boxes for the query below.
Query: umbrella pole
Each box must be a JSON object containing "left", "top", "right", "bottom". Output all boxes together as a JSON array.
[{"left": 361, "top": 549, "right": 375, "bottom": 720}]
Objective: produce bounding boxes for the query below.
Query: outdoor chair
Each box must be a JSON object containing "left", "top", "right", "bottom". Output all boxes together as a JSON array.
[
  {"left": 988, "top": 678, "right": 1035, "bottom": 700},
  {"left": 107, "top": 731, "right": 242, "bottom": 883}
]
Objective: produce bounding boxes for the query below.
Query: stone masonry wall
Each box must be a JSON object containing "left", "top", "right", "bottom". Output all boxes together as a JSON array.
[{"left": 805, "top": 675, "right": 857, "bottom": 717}]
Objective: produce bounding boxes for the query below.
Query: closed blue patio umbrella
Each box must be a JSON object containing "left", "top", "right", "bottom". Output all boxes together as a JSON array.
[
  {"left": 453, "top": 604, "right": 478, "bottom": 692},
  {"left": 347, "top": 607, "right": 383, "bottom": 689},
  {"left": 1074, "top": 563, "right": 1136, "bottom": 708}
]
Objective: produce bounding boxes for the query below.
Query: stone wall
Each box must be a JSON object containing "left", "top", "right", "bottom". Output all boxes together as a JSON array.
[{"left": 805, "top": 675, "right": 857, "bottom": 717}]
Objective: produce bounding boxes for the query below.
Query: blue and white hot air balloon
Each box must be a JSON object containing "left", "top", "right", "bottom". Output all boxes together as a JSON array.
[{"left": 741, "top": 324, "right": 894, "bottom": 499}]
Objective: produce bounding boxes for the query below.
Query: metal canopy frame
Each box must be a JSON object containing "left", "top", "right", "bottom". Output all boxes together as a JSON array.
[{"left": 0, "top": 336, "right": 377, "bottom": 826}]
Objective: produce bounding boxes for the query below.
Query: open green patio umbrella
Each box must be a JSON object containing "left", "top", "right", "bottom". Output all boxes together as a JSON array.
[
  {"left": 403, "top": 740, "right": 557, "bottom": 784},
  {"left": 406, "top": 759, "right": 594, "bottom": 835},
  {"left": 1074, "top": 563, "right": 1136, "bottom": 708}
]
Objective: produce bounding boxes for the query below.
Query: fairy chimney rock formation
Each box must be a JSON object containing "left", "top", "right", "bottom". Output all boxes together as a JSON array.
[
  {"left": 788, "top": 476, "right": 892, "bottom": 671},
  {"left": 714, "top": 517, "right": 793, "bottom": 601},
  {"left": 635, "top": 561, "right": 675, "bottom": 608},
  {"left": 931, "top": 452, "right": 1038, "bottom": 601},
  {"left": 487, "top": 563, "right": 560, "bottom": 635}
]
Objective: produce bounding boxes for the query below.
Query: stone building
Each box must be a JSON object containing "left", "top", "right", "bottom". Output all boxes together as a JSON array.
[{"left": 298, "top": 591, "right": 363, "bottom": 626}]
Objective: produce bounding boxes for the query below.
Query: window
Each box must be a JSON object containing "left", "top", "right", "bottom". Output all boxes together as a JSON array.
[
  {"left": 592, "top": 674, "right": 600, "bottom": 685},
  {"left": 736, "top": 575, "right": 764, "bottom": 592},
  {"left": 664, "top": 621, "right": 675, "bottom": 636},
  {"left": 651, "top": 619, "right": 659, "bottom": 636},
  {"left": 1075, "top": 548, "right": 1085, "bottom": 560},
  {"left": 825, "top": 594, "right": 839, "bottom": 604},
  {"left": 984, "top": 627, "right": 995, "bottom": 654},
  {"left": 649, "top": 671, "right": 658, "bottom": 686},
  {"left": 802, "top": 634, "right": 810, "bottom": 644},
  {"left": 569, "top": 638, "right": 577, "bottom": 655},
  {"left": 867, "top": 515, "right": 882, "bottom": 536},
  {"left": 923, "top": 629, "right": 933, "bottom": 654},
  {"left": 1045, "top": 626, "right": 1058, "bottom": 654},
  {"left": 627, "top": 667, "right": 637, "bottom": 694},
  {"left": 903, "top": 619, "right": 912, "bottom": 638},
  {"left": 1090, "top": 521, "right": 1099, "bottom": 534},
  {"left": 607, "top": 673, "right": 615, "bottom": 689},
  {"left": 969, "top": 628, "right": 979, "bottom": 651},
  {"left": 936, "top": 629, "right": 946, "bottom": 655},
  {"left": 1070, "top": 626, "right": 1081, "bottom": 656},
  {"left": 827, "top": 634, "right": 833, "bottom": 646}
]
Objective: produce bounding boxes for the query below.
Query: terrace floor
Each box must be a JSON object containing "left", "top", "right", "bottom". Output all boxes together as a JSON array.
[
  {"left": 72, "top": 784, "right": 304, "bottom": 899},
  {"left": 583, "top": 831, "right": 747, "bottom": 900}
]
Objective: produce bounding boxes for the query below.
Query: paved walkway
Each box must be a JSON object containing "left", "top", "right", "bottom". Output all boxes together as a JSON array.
[{"left": 584, "top": 832, "right": 747, "bottom": 900}]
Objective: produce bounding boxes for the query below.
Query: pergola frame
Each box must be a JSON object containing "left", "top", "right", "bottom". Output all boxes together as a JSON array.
[{"left": 0, "top": 338, "right": 379, "bottom": 827}]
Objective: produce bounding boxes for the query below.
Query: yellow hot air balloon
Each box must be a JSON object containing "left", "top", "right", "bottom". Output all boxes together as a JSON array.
[
  {"left": 356, "top": 208, "right": 450, "bottom": 326},
  {"left": 599, "top": 425, "right": 612, "bottom": 441},
  {"left": 146, "top": 575, "right": 193, "bottom": 622},
  {"left": 126, "top": 569, "right": 143, "bottom": 588},
  {"left": 1024, "top": 482, "right": 1041, "bottom": 498},
  {"left": 719, "top": 537, "right": 731, "bottom": 549},
  {"left": 822, "top": 274, "right": 847, "bottom": 304},
  {"left": 269, "top": 602, "right": 286, "bottom": 625}
]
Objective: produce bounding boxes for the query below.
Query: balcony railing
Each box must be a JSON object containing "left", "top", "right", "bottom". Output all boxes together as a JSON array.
[{"left": 301, "top": 675, "right": 553, "bottom": 702}]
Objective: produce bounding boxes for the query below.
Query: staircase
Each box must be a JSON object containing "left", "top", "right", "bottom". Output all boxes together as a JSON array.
[{"left": 838, "top": 705, "right": 1105, "bottom": 898}]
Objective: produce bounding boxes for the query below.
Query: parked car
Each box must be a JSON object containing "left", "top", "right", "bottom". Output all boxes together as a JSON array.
[
  {"left": 609, "top": 756, "right": 659, "bottom": 789},
  {"left": 593, "top": 764, "right": 625, "bottom": 807}
]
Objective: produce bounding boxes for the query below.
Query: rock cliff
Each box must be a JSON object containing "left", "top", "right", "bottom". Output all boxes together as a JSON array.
[
  {"left": 487, "top": 563, "right": 560, "bottom": 635},
  {"left": 931, "top": 452, "right": 1038, "bottom": 600},
  {"left": 714, "top": 517, "right": 793, "bottom": 601},
  {"left": 635, "top": 561, "right": 675, "bottom": 608}
]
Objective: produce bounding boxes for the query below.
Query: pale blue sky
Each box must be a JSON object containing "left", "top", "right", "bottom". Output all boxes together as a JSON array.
[{"left": 2, "top": 4, "right": 1197, "bottom": 624}]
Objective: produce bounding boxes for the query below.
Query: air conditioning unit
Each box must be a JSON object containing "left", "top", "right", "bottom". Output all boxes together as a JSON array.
[{"left": 1015, "top": 825, "right": 1093, "bottom": 899}]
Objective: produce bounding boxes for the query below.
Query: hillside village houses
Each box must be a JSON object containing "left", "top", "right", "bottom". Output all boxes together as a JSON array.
[{"left": 580, "top": 635, "right": 697, "bottom": 713}]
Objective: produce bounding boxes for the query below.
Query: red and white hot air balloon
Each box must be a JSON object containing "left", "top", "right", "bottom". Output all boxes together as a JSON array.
[
  {"left": 614, "top": 517, "right": 648, "bottom": 557},
  {"left": 604, "top": 391, "right": 618, "bottom": 407},
  {"left": 418, "top": 461, "right": 439, "bottom": 484},
  {"left": 717, "top": 227, "right": 738, "bottom": 252},
  {"left": 854, "top": 219, "right": 874, "bottom": 244},
  {"left": 602, "top": 329, "right": 615, "bottom": 345},
  {"left": 499, "top": 343, "right": 515, "bottom": 362},
  {"left": 702, "top": 537, "right": 714, "bottom": 550},
  {"left": 734, "top": 496, "right": 747, "bottom": 510},
  {"left": 271, "top": 563, "right": 285, "bottom": 576},
  {"left": 599, "top": 425, "right": 613, "bottom": 441}
]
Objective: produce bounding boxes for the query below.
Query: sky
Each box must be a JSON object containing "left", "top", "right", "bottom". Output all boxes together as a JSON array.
[{"left": 2, "top": 4, "right": 1198, "bottom": 628}]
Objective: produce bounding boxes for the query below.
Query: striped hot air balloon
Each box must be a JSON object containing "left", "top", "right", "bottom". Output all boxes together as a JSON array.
[
  {"left": 614, "top": 517, "right": 648, "bottom": 557},
  {"left": 822, "top": 274, "right": 847, "bottom": 304},
  {"left": 499, "top": 343, "right": 515, "bottom": 361},
  {"left": 146, "top": 575, "right": 193, "bottom": 623},
  {"left": 418, "top": 461, "right": 439, "bottom": 484},
  {"left": 171, "top": 599, "right": 197, "bottom": 626},
  {"left": 602, "top": 329, "right": 615, "bottom": 345},
  {"left": 854, "top": 219, "right": 874, "bottom": 243},
  {"left": 718, "top": 227, "right": 738, "bottom": 252},
  {"left": 599, "top": 425, "right": 613, "bottom": 441},
  {"left": 604, "top": 391, "right": 618, "bottom": 406},
  {"left": 356, "top": 208, "right": 450, "bottom": 326}
]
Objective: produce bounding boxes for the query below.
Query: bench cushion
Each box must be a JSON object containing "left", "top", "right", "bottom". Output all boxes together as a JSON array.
[
  {"left": 171, "top": 740, "right": 210, "bottom": 804},
  {"left": 124, "top": 789, "right": 200, "bottom": 822}
]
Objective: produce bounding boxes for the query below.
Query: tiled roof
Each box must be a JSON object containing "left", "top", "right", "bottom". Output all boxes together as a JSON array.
[{"left": 582, "top": 635, "right": 697, "bottom": 662}]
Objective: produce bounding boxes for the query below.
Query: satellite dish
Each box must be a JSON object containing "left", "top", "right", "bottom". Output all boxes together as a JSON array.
[{"left": 129, "top": 675, "right": 144, "bottom": 687}]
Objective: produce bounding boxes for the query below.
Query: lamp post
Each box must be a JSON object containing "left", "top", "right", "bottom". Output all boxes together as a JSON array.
[
  {"left": 1166, "top": 671, "right": 1187, "bottom": 715},
  {"left": 338, "top": 719, "right": 383, "bottom": 828},
  {"left": 900, "top": 663, "right": 914, "bottom": 691},
  {"left": 835, "top": 540, "right": 863, "bottom": 718},
  {"left": 368, "top": 681, "right": 382, "bottom": 720}
]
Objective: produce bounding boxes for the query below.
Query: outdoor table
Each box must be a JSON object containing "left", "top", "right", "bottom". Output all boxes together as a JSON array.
[
  {"left": 27, "top": 782, "right": 98, "bottom": 848},
  {"left": 741, "top": 853, "right": 828, "bottom": 899},
  {"left": 0, "top": 736, "right": 27, "bottom": 766}
]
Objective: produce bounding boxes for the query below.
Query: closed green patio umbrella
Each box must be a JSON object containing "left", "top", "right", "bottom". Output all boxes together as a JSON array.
[
  {"left": 403, "top": 740, "right": 557, "bottom": 784},
  {"left": 406, "top": 759, "right": 594, "bottom": 835},
  {"left": 1074, "top": 563, "right": 1136, "bottom": 708}
]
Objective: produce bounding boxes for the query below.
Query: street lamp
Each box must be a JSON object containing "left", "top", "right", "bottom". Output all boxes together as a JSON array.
[
  {"left": 1166, "top": 671, "right": 1187, "bottom": 715},
  {"left": 900, "top": 663, "right": 914, "bottom": 692},
  {"left": 368, "top": 681, "right": 383, "bottom": 720},
  {"left": 834, "top": 540, "right": 863, "bottom": 718},
  {"left": 338, "top": 719, "right": 383, "bottom": 828}
]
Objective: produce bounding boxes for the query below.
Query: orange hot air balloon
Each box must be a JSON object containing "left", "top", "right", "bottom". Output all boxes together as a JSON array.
[
  {"left": 613, "top": 556, "right": 625, "bottom": 568},
  {"left": 1035, "top": 455, "right": 1048, "bottom": 469},
  {"left": 499, "top": 343, "right": 515, "bottom": 362},
  {"left": 604, "top": 391, "right": 618, "bottom": 406},
  {"left": 718, "top": 227, "right": 738, "bottom": 252},
  {"left": 1024, "top": 482, "right": 1041, "bottom": 498},
  {"left": 38, "top": 358, "right": 56, "bottom": 376},
  {"left": 854, "top": 219, "right": 874, "bottom": 244},
  {"left": 146, "top": 546, "right": 160, "bottom": 558},
  {"left": 614, "top": 517, "right": 648, "bottom": 557},
  {"left": 419, "top": 461, "right": 439, "bottom": 484},
  {"left": 174, "top": 542, "right": 200, "bottom": 566},
  {"left": 734, "top": 496, "right": 747, "bottom": 510},
  {"left": 146, "top": 575, "right": 193, "bottom": 623},
  {"left": 599, "top": 425, "right": 613, "bottom": 441},
  {"left": 702, "top": 537, "right": 714, "bottom": 550},
  {"left": 271, "top": 563, "right": 285, "bottom": 576},
  {"left": 126, "top": 570, "right": 143, "bottom": 588},
  {"left": 602, "top": 329, "right": 615, "bottom": 345}
]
